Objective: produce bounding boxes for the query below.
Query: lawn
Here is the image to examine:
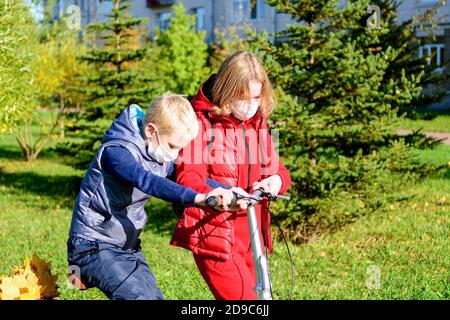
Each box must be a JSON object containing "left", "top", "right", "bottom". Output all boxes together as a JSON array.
[
  {"left": 396, "top": 110, "right": 450, "bottom": 133},
  {"left": 0, "top": 130, "right": 449, "bottom": 300}
]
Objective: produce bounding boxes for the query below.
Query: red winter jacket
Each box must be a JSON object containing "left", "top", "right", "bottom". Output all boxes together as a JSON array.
[{"left": 170, "top": 75, "right": 292, "bottom": 261}]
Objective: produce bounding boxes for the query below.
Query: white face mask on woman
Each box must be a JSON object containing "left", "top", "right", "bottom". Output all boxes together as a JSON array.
[
  {"left": 231, "top": 99, "right": 260, "bottom": 121},
  {"left": 147, "top": 130, "right": 179, "bottom": 163}
]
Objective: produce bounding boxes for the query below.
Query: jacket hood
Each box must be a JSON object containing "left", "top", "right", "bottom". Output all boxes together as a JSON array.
[
  {"left": 102, "top": 104, "right": 153, "bottom": 161},
  {"left": 191, "top": 74, "right": 264, "bottom": 126},
  {"left": 191, "top": 74, "right": 216, "bottom": 113}
]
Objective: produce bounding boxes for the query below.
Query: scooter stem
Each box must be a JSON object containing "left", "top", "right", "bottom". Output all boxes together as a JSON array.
[{"left": 247, "top": 195, "right": 272, "bottom": 300}]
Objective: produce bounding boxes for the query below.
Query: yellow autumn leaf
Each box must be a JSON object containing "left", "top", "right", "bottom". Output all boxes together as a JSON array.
[
  {"left": 18, "top": 290, "right": 42, "bottom": 300},
  {"left": 17, "top": 282, "right": 42, "bottom": 300},
  {"left": 0, "top": 277, "right": 22, "bottom": 300},
  {"left": 37, "top": 272, "right": 59, "bottom": 298},
  {"left": 0, "top": 254, "right": 59, "bottom": 300},
  {"left": 22, "top": 264, "right": 40, "bottom": 287},
  {"left": 12, "top": 265, "right": 24, "bottom": 274},
  {"left": 30, "top": 254, "right": 52, "bottom": 274},
  {"left": 29, "top": 254, "right": 59, "bottom": 299},
  {"left": 10, "top": 274, "right": 29, "bottom": 289}
]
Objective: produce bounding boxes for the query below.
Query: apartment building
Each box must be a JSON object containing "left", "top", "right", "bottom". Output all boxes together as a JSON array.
[
  {"left": 132, "top": 0, "right": 297, "bottom": 42},
  {"left": 54, "top": 0, "right": 449, "bottom": 90},
  {"left": 397, "top": 0, "right": 449, "bottom": 90},
  {"left": 54, "top": 0, "right": 296, "bottom": 42}
]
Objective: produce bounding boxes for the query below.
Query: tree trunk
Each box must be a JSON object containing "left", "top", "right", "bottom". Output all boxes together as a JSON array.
[
  {"left": 59, "top": 99, "right": 65, "bottom": 138},
  {"left": 25, "top": 151, "right": 37, "bottom": 162},
  {"left": 15, "top": 112, "right": 57, "bottom": 162}
]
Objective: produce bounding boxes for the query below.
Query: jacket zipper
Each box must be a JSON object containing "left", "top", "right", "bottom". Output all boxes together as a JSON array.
[{"left": 241, "top": 123, "right": 251, "bottom": 191}]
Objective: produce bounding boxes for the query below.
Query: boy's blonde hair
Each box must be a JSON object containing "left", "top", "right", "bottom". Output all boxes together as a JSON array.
[
  {"left": 211, "top": 51, "right": 275, "bottom": 116},
  {"left": 144, "top": 92, "right": 199, "bottom": 140}
]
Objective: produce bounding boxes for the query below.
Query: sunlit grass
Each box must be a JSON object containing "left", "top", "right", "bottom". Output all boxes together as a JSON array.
[{"left": 0, "top": 131, "right": 448, "bottom": 300}]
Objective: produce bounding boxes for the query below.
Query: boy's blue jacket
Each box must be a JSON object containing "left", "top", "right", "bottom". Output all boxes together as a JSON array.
[{"left": 69, "top": 104, "right": 196, "bottom": 249}]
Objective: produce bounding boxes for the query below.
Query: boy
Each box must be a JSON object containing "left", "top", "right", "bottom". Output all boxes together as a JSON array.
[{"left": 67, "top": 93, "right": 245, "bottom": 300}]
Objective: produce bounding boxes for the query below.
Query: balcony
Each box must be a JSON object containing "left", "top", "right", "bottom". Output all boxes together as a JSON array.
[{"left": 146, "top": 0, "right": 176, "bottom": 8}]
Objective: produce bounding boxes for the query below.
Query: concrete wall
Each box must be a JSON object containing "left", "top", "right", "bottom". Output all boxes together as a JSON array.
[{"left": 397, "top": 0, "right": 450, "bottom": 37}]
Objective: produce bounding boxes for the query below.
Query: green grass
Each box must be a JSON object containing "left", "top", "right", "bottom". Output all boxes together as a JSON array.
[
  {"left": 396, "top": 111, "right": 450, "bottom": 133},
  {"left": 414, "top": 143, "right": 450, "bottom": 167},
  {"left": 0, "top": 131, "right": 449, "bottom": 300}
]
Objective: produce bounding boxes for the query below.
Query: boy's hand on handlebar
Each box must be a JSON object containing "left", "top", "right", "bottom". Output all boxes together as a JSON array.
[
  {"left": 195, "top": 187, "right": 234, "bottom": 211},
  {"left": 252, "top": 175, "right": 282, "bottom": 196}
]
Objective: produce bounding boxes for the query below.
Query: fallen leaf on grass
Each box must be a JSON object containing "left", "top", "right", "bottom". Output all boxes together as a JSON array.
[{"left": 0, "top": 254, "right": 59, "bottom": 300}]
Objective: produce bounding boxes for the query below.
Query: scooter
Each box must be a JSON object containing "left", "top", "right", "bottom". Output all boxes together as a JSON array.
[{"left": 206, "top": 189, "right": 290, "bottom": 300}]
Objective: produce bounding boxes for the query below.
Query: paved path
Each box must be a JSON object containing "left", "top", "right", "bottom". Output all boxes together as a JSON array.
[{"left": 396, "top": 129, "right": 450, "bottom": 145}]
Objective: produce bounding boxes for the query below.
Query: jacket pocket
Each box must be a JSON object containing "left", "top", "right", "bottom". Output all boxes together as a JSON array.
[
  {"left": 67, "top": 237, "right": 98, "bottom": 255},
  {"left": 67, "top": 236, "right": 99, "bottom": 262}
]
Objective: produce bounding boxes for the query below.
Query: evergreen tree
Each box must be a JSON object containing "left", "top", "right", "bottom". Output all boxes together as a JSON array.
[
  {"left": 350, "top": 0, "right": 447, "bottom": 113},
  {"left": 153, "top": 4, "right": 211, "bottom": 97},
  {"left": 65, "top": 0, "right": 158, "bottom": 166},
  {"left": 208, "top": 25, "right": 251, "bottom": 73},
  {"left": 249, "top": 0, "right": 438, "bottom": 242}
]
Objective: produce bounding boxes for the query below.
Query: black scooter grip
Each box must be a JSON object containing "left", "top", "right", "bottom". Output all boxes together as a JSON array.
[
  {"left": 205, "top": 192, "right": 238, "bottom": 208},
  {"left": 205, "top": 196, "right": 219, "bottom": 208}
]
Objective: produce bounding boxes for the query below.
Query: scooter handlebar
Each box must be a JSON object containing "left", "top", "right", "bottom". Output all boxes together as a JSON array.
[
  {"left": 205, "top": 192, "right": 238, "bottom": 208},
  {"left": 251, "top": 189, "right": 291, "bottom": 202},
  {"left": 205, "top": 189, "right": 290, "bottom": 209}
]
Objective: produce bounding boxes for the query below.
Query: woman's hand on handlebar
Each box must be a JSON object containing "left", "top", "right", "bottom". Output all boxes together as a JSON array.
[
  {"left": 229, "top": 187, "right": 249, "bottom": 210},
  {"left": 252, "top": 175, "right": 282, "bottom": 196}
]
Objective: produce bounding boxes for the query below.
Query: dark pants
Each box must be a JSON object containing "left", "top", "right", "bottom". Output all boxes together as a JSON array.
[{"left": 67, "top": 236, "right": 164, "bottom": 300}]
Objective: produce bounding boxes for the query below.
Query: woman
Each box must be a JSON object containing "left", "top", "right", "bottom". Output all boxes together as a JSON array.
[{"left": 171, "top": 52, "right": 292, "bottom": 300}]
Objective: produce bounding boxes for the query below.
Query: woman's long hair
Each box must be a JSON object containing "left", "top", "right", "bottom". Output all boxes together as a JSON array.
[{"left": 211, "top": 51, "right": 275, "bottom": 116}]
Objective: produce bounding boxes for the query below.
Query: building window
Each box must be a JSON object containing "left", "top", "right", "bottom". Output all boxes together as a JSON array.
[
  {"left": 251, "top": 0, "right": 265, "bottom": 20},
  {"left": 59, "top": 0, "right": 65, "bottom": 13},
  {"left": 419, "top": 44, "right": 445, "bottom": 67},
  {"left": 191, "top": 7, "right": 205, "bottom": 31},
  {"left": 232, "top": 0, "right": 248, "bottom": 23},
  {"left": 232, "top": 0, "right": 265, "bottom": 23},
  {"left": 419, "top": 43, "right": 446, "bottom": 74},
  {"left": 158, "top": 11, "right": 172, "bottom": 30}
]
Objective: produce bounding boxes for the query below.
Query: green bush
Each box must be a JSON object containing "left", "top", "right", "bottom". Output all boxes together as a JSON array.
[{"left": 0, "top": 0, "right": 38, "bottom": 134}]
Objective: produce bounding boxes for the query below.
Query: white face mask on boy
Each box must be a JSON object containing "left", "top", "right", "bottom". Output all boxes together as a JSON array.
[
  {"left": 147, "top": 130, "right": 179, "bottom": 163},
  {"left": 231, "top": 99, "right": 260, "bottom": 121}
]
